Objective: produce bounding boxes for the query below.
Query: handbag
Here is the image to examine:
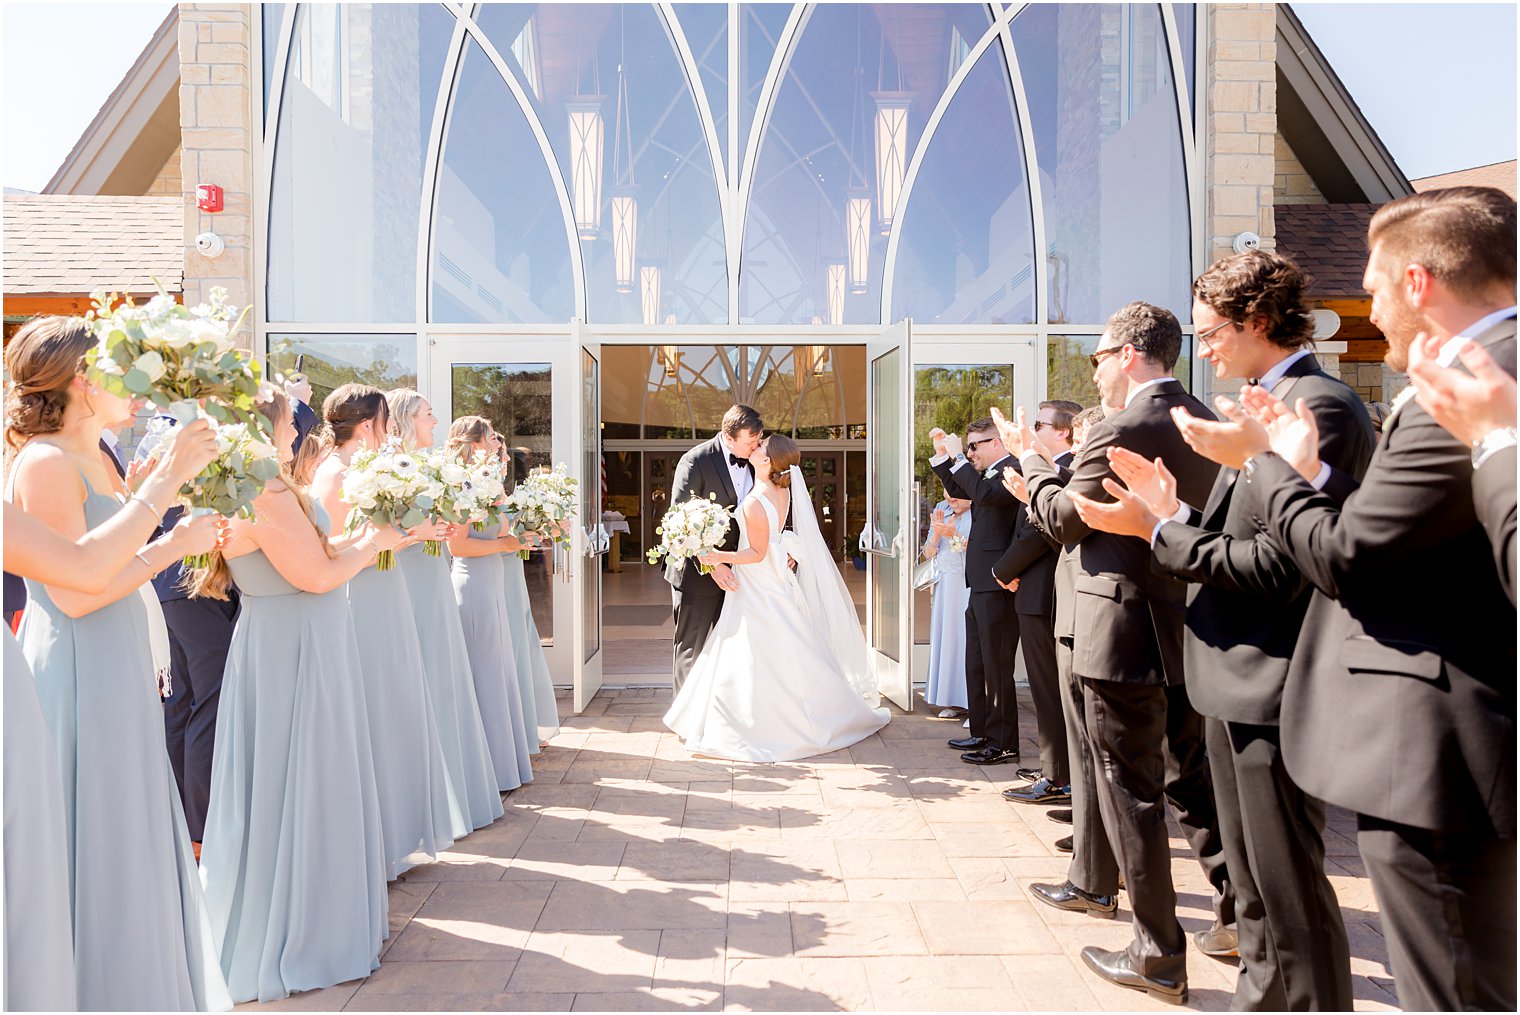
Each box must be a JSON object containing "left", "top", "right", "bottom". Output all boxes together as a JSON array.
[{"left": 912, "top": 557, "right": 938, "bottom": 591}]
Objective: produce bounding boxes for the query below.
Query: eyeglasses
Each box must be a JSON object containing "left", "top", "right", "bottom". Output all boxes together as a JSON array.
[
  {"left": 1196, "top": 319, "right": 1236, "bottom": 345},
  {"left": 1032, "top": 421, "right": 1058, "bottom": 431},
  {"left": 1089, "top": 346, "right": 1123, "bottom": 370},
  {"left": 966, "top": 437, "right": 998, "bottom": 452}
]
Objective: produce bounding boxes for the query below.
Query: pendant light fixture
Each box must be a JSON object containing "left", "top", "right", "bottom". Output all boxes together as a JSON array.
[
  {"left": 567, "top": 9, "right": 604, "bottom": 241},
  {"left": 844, "top": 9, "right": 871, "bottom": 295},
  {"left": 610, "top": 8, "right": 638, "bottom": 292},
  {"left": 872, "top": 8, "right": 912, "bottom": 237},
  {"left": 641, "top": 265, "right": 662, "bottom": 326}
]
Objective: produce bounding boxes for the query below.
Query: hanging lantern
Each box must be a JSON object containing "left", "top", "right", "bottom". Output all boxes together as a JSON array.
[
  {"left": 873, "top": 93, "right": 912, "bottom": 237},
  {"left": 641, "top": 265, "right": 662, "bottom": 326},
  {"left": 612, "top": 193, "right": 637, "bottom": 293},
  {"left": 812, "top": 346, "right": 830, "bottom": 376},
  {"left": 795, "top": 347, "right": 812, "bottom": 393},
  {"left": 846, "top": 192, "right": 871, "bottom": 295},
  {"left": 567, "top": 100, "right": 604, "bottom": 240},
  {"left": 827, "top": 262, "right": 846, "bottom": 325}
]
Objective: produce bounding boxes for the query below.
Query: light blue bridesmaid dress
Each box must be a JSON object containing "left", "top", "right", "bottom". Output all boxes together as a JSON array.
[
  {"left": 398, "top": 543, "right": 504, "bottom": 833},
  {"left": 924, "top": 503, "right": 973, "bottom": 711},
  {"left": 198, "top": 515, "right": 389, "bottom": 1004},
  {"left": 3, "top": 628, "right": 75, "bottom": 1012},
  {"left": 346, "top": 559, "right": 458, "bottom": 878},
  {"left": 451, "top": 522, "right": 533, "bottom": 792},
  {"left": 12, "top": 451, "right": 230, "bottom": 1011},
  {"left": 501, "top": 549, "right": 561, "bottom": 747}
]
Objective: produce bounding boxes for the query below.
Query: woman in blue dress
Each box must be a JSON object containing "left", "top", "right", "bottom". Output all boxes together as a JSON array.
[
  {"left": 496, "top": 439, "right": 560, "bottom": 749},
  {"left": 447, "top": 417, "right": 536, "bottom": 793},
  {"left": 4, "top": 316, "right": 230, "bottom": 1011},
  {"left": 194, "top": 386, "right": 398, "bottom": 1003},
  {"left": 311, "top": 384, "right": 458, "bottom": 878},
  {"left": 387, "top": 388, "right": 503, "bottom": 833},
  {"left": 922, "top": 495, "right": 973, "bottom": 717},
  {"left": 2, "top": 413, "right": 220, "bottom": 1012}
]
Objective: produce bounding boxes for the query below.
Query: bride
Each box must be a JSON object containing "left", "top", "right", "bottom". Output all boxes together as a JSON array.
[{"left": 663, "top": 434, "right": 890, "bottom": 762}]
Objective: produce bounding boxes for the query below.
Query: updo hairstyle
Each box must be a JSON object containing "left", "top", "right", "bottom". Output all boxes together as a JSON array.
[
  {"left": 4, "top": 316, "right": 95, "bottom": 451},
  {"left": 764, "top": 433, "right": 801, "bottom": 488}
]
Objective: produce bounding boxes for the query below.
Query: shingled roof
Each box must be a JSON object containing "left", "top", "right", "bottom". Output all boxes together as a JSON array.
[
  {"left": 1273, "top": 203, "right": 1377, "bottom": 300},
  {"left": 1412, "top": 160, "right": 1517, "bottom": 200},
  {"left": 3, "top": 195, "right": 182, "bottom": 297}
]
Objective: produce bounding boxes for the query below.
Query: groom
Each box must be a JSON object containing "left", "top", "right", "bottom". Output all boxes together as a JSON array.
[{"left": 665, "top": 404, "right": 764, "bottom": 692}]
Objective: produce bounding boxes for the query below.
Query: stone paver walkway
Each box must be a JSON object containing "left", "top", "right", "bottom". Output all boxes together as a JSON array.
[{"left": 247, "top": 689, "right": 1397, "bottom": 1012}]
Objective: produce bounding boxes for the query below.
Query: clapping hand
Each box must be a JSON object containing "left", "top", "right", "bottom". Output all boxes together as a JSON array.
[
  {"left": 929, "top": 507, "right": 958, "bottom": 539},
  {"left": 929, "top": 427, "right": 948, "bottom": 457},
  {"left": 1107, "top": 447, "right": 1180, "bottom": 518},
  {"left": 991, "top": 406, "right": 1051, "bottom": 462},
  {"left": 1238, "top": 386, "right": 1323, "bottom": 481},
  {"left": 1000, "top": 466, "right": 1030, "bottom": 504},
  {"left": 1171, "top": 395, "right": 1270, "bottom": 470},
  {"left": 1407, "top": 331, "right": 1517, "bottom": 446},
  {"left": 1066, "top": 448, "right": 1178, "bottom": 541}
]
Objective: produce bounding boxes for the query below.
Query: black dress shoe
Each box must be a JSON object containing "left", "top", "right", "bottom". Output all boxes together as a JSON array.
[
  {"left": 1054, "top": 835, "right": 1073, "bottom": 853},
  {"left": 961, "top": 745, "right": 1019, "bottom": 766},
  {"left": 1048, "top": 808, "right": 1073, "bottom": 825},
  {"left": 947, "top": 735, "right": 987, "bottom": 751},
  {"left": 1079, "top": 946, "right": 1187, "bottom": 1005},
  {"left": 1194, "top": 923, "right": 1239, "bottom": 959},
  {"left": 1028, "top": 879, "right": 1116, "bottom": 918},
  {"left": 1014, "top": 767, "right": 1042, "bottom": 782},
  {"left": 1002, "top": 777, "right": 1072, "bottom": 804}
]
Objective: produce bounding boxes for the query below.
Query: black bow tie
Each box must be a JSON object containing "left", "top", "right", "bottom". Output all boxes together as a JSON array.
[{"left": 729, "top": 453, "right": 753, "bottom": 470}]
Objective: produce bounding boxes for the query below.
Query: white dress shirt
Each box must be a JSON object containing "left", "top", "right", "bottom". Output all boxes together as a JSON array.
[{"left": 721, "top": 435, "right": 755, "bottom": 501}]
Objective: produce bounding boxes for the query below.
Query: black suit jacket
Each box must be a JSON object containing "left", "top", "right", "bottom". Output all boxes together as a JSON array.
[
  {"left": 292, "top": 399, "right": 318, "bottom": 457},
  {"left": 993, "top": 451, "right": 1073, "bottom": 616},
  {"left": 1151, "top": 355, "right": 1375, "bottom": 724},
  {"left": 932, "top": 453, "right": 1022, "bottom": 594},
  {"left": 1024, "top": 379, "right": 1219, "bottom": 686},
  {"left": 664, "top": 435, "right": 743, "bottom": 594},
  {"left": 1246, "top": 319, "right": 1517, "bottom": 835},
  {"left": 1474, "top": 444, "right": 1516, "bottom": 607}
]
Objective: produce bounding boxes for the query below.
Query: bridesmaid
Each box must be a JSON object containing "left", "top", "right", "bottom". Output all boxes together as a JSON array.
[
  {"left": 497, "top": 439, "right": 560, "bottom": 748},
  {"left": 922, "top": 495, "right": 973, "bottom": 717},
  {"left": 2, "top": 416, "right": 220, "bottom": 1013},
  {"left": 193, "top": 385, "right": 397, "bottom": 1003},
  {"left": 386, "top": 388, "right": 503, "bottom": 834},
  {"left": 310, "top": 384, "right": 457, "bottom": 878},
  {"left": 3, "top": 316, "right": 230, "bottom": 1011},
  {"left": 447, "top": 416, "right": 535, "bottom": 793}
]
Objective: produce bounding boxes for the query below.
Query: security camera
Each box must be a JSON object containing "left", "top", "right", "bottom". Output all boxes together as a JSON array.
[
  {"left": 195, "top": 231, "right": 225, "bottom": 258},
  {"left": 1232, "top": 231, "right": 1261, "bottom": 254}
]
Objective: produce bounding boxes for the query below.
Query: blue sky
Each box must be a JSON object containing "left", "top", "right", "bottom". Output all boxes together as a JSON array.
[{"left": 1, "top": 2, "right": 1515, "bottom": 191}]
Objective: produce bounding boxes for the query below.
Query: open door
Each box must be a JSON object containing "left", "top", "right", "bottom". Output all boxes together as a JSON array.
[
  {"left": 865, "top": 320, "right": 914, "bottom": 712},
  {"left": 570, "top": 322, "right": 605, "bottom": 712}
]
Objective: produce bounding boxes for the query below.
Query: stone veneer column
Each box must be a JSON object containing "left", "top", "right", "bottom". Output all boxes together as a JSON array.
[
  {"left": 177, "top": 3, "right": 256, "bottom": 351},
  {"left": 1205, "top": 3, "right": 1277, "bottom": 263}
]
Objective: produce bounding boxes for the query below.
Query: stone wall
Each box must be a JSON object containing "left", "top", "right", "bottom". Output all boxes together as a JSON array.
[
  {"left": 146, "top": 143, "right": 184, "bottom": 196},
  {"left": 1205, "top": 3, "right": 1277, "bottom": 264},
  {"left": 1274, "top": 134, "right": 1324, "bottom": 205},
  {"left": 177, "top": 3, "right": 255, "bottom": 350}
]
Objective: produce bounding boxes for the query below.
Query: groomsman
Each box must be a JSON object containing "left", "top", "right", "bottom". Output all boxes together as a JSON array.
[
  {"left": 1013, "top": 302, "right": 1229, "bottom": 1004},
  {"left": 1068, "top": 250, "right": 1374, "bottom": 1009},
  {"left": 1238, "top": 187, "right": 1516, "bottom": 1011},
  {"left": 995, "top": 400, "right": 1080, "bottom": 802},
  {"left": 929, "top": 419, "right": 1023, "bottom": 764},
  {"left": 285, "top": 372, "right": 318, "bottom": 457}
]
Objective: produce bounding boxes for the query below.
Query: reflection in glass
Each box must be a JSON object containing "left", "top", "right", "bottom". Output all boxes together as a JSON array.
[
  {"left": 891, "top": 42, "right": 1034, "bottom": 325},
  {"left": 261, "top": 3, "right": 288, "bottom": 123},
  {"left": 740, "top": 4, "right": 792, "bottom": 163},
  {"left": 450, "top": 361, "right": 555, "bottom": 643},
  {"left": 267, "top": 3, "right": 453, "bottom": 322},
  {"left": 582, "top": 349, "right": 602, "bottom": 664},
  {"left": 1046, "top": 333, "right": 1196, "bottom": 404},
  {"left": 740, "top": 4, "right": 992, "bottom": 324},
  {"left": 673, "top": 3, "right": 729, "bottom": 168},
  {"left": 869, "top": 345, "right": 902, "bottom": 661},
  {"left": 431, "top": 40, "right": 576, "bottom": 323},
  {"left": 267, "top": 334, "right": 418, "bottom": 409},
  {"left": 475, "top": 4, "right": 726, "bottom": 325},
  {"left": 1012, "top": 3, "right": 1192, "bottom": 323},
  {"left": 1172, "top": 3, "right": 1196, "bottom": 105}
]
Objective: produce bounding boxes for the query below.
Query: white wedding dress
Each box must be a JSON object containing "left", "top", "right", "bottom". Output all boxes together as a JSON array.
[{"left": 664, "top": 467, "right": 891, "bottom": 762}]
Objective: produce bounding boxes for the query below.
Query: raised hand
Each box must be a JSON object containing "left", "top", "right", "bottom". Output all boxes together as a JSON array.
[
  {"left": 1068, "top": 478, "right": 1162, "bottom": 541},
  {"left": 1240, "top": 386, "right": 1323, "bottom": 481},
  {"left": 1171, "top": 397, "right": 1269, "bottom": 470},
  {"left": 941, "top": 430, "right": 964, "bottom": 459},
  {"left": 929, "top": 427, "right": 948, "bottom": 457},
  {"left": 991, "top": 406, "right": 1051, "bottom": 462},
  {"left": 1001, "top": 466, "right": 1030, "bottom": 505},
  {"left": 1107, "top": 447, "right": 1180, "bottom": 518},
  {"left": 1408, "top": 332, "right": 1517, "bottom": 446}
]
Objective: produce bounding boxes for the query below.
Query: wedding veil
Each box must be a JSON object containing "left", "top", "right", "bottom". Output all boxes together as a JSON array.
[{"left": 784, "top": 465, "right": 880, "bottom": 702}]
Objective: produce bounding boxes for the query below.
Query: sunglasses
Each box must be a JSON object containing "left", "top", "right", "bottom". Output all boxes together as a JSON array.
[
  {"left": 1089, "top": 346, "right": 1122, "bottom": 370},
  {"left": 966, "top": 436, "right": 998, "bottom": 452}
]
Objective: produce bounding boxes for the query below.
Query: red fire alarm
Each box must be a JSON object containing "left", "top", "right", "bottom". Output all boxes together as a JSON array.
[{"left": 196, "top": 184, "right": 224, "bottom": 213}]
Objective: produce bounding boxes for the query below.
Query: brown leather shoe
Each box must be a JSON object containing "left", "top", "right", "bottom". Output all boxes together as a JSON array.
[
  {"left": 1079, "top": 946, "right": 1187, "bottom": 1004},
  {"left": 1194, "top": 923, "right": 1239, "bottom": 959}
]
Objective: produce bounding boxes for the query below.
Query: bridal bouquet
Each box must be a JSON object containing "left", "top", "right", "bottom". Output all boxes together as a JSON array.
[
  {"left": 176, "top": 420, "right": 282, "bottom": 568},
  {"left": 645, "top": 493, "right": 733, "bottom": 575},
  {"left": 505, "top": 463, "right": 578, "bottom": 560},
  {"left": 340, "top": 441, "right": 437, "bottom": 570},
  {"left": 84, "top": 283, "right": 261, "bottom": 427},
  {"left": 416, "top": 449, "right": 505, "bottom": 554}
]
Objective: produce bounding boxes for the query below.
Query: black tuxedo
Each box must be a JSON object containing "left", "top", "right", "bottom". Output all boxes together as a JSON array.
[
  {"left": 292, "top": 398, "right": 318, "bottom": 458},
  {"left": 665, "top": 435, "right": 745, "bottom": 692},
  {"left": 1245, "top": 319, "right": 1517, "bottom": 1011},
  {"left": 1152, "top": 354, "right": 1373, "bottom": 1008},
  {"left": 993, "top": 450, "right": 1073, "bottom": 783},
  {"left": 933, "top": 453, "right": 1022, "bottom": 750},
  {"left": 1474, "top": 443, "right": 1516, "bottom": 606},
  {"left": 1025, "top": 378, "right": 1229, "bottom": 982}
]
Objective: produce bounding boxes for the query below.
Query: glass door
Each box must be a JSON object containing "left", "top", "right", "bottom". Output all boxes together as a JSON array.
[
  {"left": 866, "top": 321, "right": 914, "bottom": 712},
  {"left": 571, "top": 323, "right": 604, "bottom": 711},
  {"left": 428, "top": 334, "right": 602, "bottom": 713}
]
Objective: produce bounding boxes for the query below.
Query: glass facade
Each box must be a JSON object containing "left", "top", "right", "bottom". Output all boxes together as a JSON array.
[{"left": 263, "top": 2, "right": 1200, "bottom": 337}]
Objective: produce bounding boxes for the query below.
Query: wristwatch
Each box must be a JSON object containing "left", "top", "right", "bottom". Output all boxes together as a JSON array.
[{"left": 1472, "top": 426, "right": 1518, "bottom": 468}]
